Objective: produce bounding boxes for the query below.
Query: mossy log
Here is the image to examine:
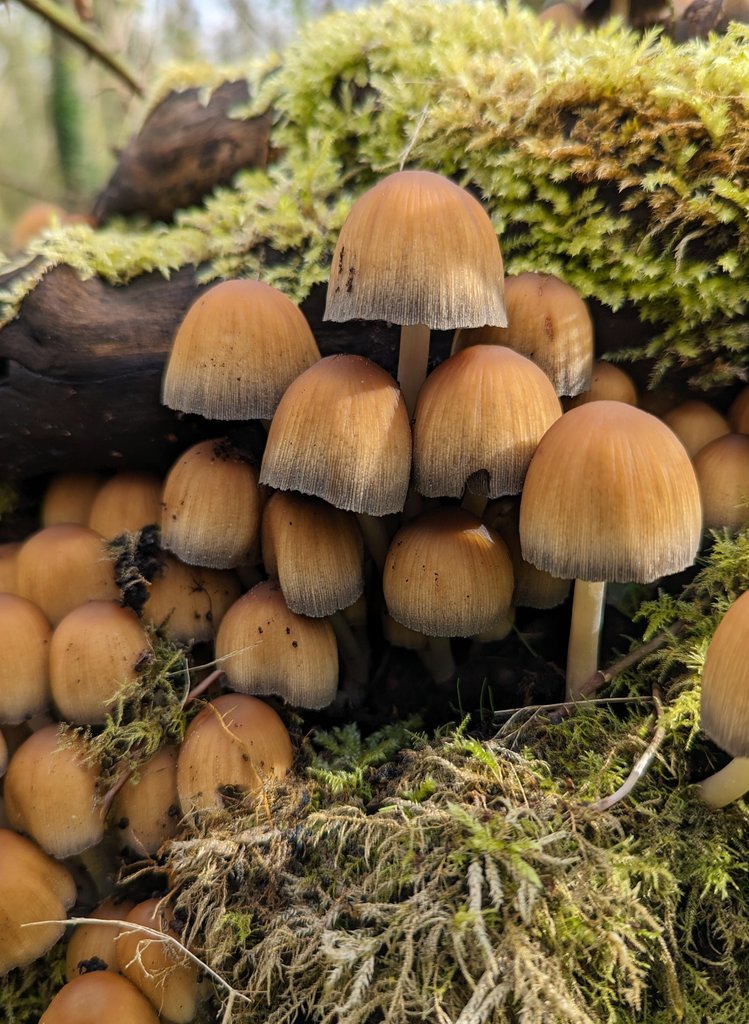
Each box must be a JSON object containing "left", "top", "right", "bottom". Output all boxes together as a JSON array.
[{"left": 93, "top": 81, "right": 273, "bottom": 224}]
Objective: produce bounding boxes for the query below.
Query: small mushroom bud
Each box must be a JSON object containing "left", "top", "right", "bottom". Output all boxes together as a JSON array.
[
  {"left": 65, "top": 896, "right": 135, "bottom": 980},
  {"left": 40, "top": 971, "right": 160, "bottom": 1024}
]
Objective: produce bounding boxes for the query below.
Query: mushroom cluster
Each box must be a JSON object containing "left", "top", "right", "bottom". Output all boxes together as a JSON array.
[{"left": 13, "top": 165, "right": 749, "bottom": 1019}]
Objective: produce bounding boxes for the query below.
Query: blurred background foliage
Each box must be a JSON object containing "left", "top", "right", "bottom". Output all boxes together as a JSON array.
[{"left": 0, "top": 0, "right": 372, "bottom": 243}]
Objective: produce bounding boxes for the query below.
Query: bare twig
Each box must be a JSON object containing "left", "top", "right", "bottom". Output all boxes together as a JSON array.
[
  {"left": 24, "top": 917, "right": 250, "bottom": 1007},
  {"left": 13, "top": 0, "right": 144, "bottom": 96},
  {"left": 587, "top": 686, "right": 666, "bottom": 812},
  {"left": 547, "top": 620, "right": 685, "bottom": 723}
]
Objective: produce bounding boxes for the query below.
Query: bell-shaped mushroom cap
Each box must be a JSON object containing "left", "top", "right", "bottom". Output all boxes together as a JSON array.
[
  {"left": 114, "top": 898, "right": 199, "bottom": 1024},
  {"left": 162, "top": 278, "right": 321, "bottom": 420},
  {"left": 453, "top": 272, "right": 593, "bottom": 396},
  {"left": 161, "top": 439, "right": 262, "bottom": 569},
  {"left": 88, "top": 472, "right": 163, "bottom": 540},
  {"left": 260, "top": 354, "right": 412, "bottom": 515},
  {"left": 519, "top": 402, "right": 702, "bottom": 583},
  {"left": 693, "top": 433, "right": 749, "bottom": 532},
  {"left": 216, "top": 581, "right": 339, "bottom": 709},
  {"left": 40, "top": 972, "right": 160, "bottom": 1024},
  {"left": 324, "top": 170, "right": 506, "bottom": 331},
  {"left": 413, "top": 345, "right": 562, "bottom": 499},
  {"left": 16, "top": 524, "right": 119, "bottom": 626},
  {"left": 662, "top": 400, "right": 730, "bottom": 459},
  {"left": 66, "top": 895, "right": 135, "bottom": 980},
  {"left": 0, "top": 593, "right": 52, "bottom": 724},
  {"left": 0, "top": 827, "right": 77, "bottom": 976},
  {"left": 142, "top": 554, "right": 241, "bottom": 644},
  {"left": 42, "top": 472, "right": 103, "bottom": 527},
  {"left": 383, "top": 507, "right": 514, "bottom": 638},
  {"left": 700, "top": 589, "right": 749, "bottom": 757},
  {"left": 4, "top": 724, "right": 105, "bottom": 858},
  {"left": 564, "top": 360, "right": 638, "bottom": 409},
  {"left": 262, "top": 491, "right": 365, "bottom": 617},
  {"left": 177, "top": 693, "right": 293, "bottom": 813},
  {"left": 50, "top": 600, "right": 152, "bottom": 726},
  {"left": 111, "top": 746, "right": 180, "bottom": 857}
]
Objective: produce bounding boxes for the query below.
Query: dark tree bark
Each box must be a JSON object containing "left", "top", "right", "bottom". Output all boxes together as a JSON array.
[{"left": 93, "top": 81, "right": 273, "bottom": 224}]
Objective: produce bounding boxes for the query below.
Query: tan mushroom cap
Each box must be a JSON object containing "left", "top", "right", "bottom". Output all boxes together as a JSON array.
[
  {"left": 0, "top": 593, "right": 52, "bottom": 724},
  {"left": 177, "top": 693, "right": 293, "bottom": 813},
  {"left": 50, "top": 600, "right": 152, "bottom": 726},
  {"left": 662, "top": 400, "right": 730, "bottom": 459},
  {"left": 40, "top": 971, "right": 160, "bottom": 1024},
  {"left": 0, "top": 541, "right": 21, "bottom": 594},
  {"left": 564, "top": 360, "right": 638, "bottom": 409},
  {"left": 88, "top": 472, "right": 163, "bottom": 540},
  {"left": 520, "top": 401, "right": 702, "bottom": 583},
  {"left": 325, "top": 169, "right": 506, "bottom": 331},
  {"left": 260, "top": 354, "right": 412, "bottom": 515},
  {"left": 142, "top": 554, "right": 241, "bottom": 644},
  {"left": 453, "top": 272, "right": 593, "bottom": 396},
  {"left": 413, "top": 345, "right": 562, "bottom": 499},
  {"left": 65, "top": 895, "right": 136, "bottom": 980},
  {"left": 0, "top": 827, "right": 77, "bottom": 976},
  {"left": 42, "top": 472, "right": 103, "bottom": 527},
  {"left": 262, "top": 491, "right": 365, "bottom": 617},
  {"left": 700, "top": 589, "right": 749, "bottom": 757},
  {"left": 162, "top": 278, "right": 321, "bottom": 420},
  {"left": 216, "top": 580, "right": 339, "bottom": 709},
  {"left": 4, "top": 724, "right": 105, "bottom": 858},
  {"left": 115, "top": 898, "right": 199, "bottom": 1024},
  {"left": 16, "top": 524, "right": 119, "bottom": 626},
  {"left": 693, "top": 433, "right": 749, "bottom": 532},
  {"left": 383, "top": 507, "right": 514, "bottom": 638},
  {"left": 161, "top": 439, "right": 262, "bottom": 569},
  {"left": 111, "top": 745, "right": 180, "bottom": 857}
]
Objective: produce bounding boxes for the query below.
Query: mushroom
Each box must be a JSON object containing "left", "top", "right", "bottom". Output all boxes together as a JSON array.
[
  {"left": 176, "top": 693, "right": 293, "bottom": 814},
  {"left": 563, "top": 360, "right": 638, "bottom": 409},
  {"left": 0, "top": 828, "right": 77, "bottom": 976},
  {"left": 65, "top": 895, "right": 135, "bottom": 980},
  {"left": 114, "top": 898, "right": 199, "bottom": 1024},
  {"left": 15, "top": 524, "right": 119, "bottom": 626},
  {"left": 260, "top": 354, "right": 412, "bottom": 517},
  {"left": 88, "top": 471, "right": 163, "bottom": 540},
  {"left": 325, "top": 169, "right": 506, "bottom": 415},
  {"left": 215, "top": 580, "right": 339, "bottom": 709},
  {"left": 161, "top": 439, "right": 262, "bottom": 569},
  {"left": 697, "top": 589, "right": 749, "bottom": 806},
  {"left": 519, "top": 402, "right": 702, "bottom": 700},
  {"left": 111, "top": 746, "right": 181, "bottom": 857},
  {"left": 661, "top": 400, "right": 730, "bottom": 458},
  {"left": 162, "top": 278, "right": 320, "bottom": 421},
  {"left": 50, "top": 600, "right": 153, "bottom": 725},
  {"left": 141, "top": 554, "right": 241, "bottom": 645},
  {"left": 412, "top": 344, "right": 562, "bottom": 515},
  {"left": 452, "top": 271, "right": 594, "bottom": 397},
  {"left": 40, "top": 971, "right": 160, "bottom": 1024},
  {"left": 692, "top": 433, "right": 749, "bottom": 533},
  {"left": 0, "top": 593, "right": 52, "bottom": 725},
  {"left": 42, "top": 472, "right": 103, "bottom": 527}
]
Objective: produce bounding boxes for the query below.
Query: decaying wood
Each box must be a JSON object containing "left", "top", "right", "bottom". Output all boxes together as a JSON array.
[{"left": 93, "top": 81, "right": 273, "bottom": 224}]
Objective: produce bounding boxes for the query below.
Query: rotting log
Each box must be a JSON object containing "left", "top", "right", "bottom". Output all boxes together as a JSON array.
[{"left": 93, "top": 81, "right": 273, "bottom": 224}]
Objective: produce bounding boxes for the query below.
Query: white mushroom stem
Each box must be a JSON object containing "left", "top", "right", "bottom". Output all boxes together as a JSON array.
[
  {"left": 398, "top": 323, "right": 431, "bottom": 417},
  {"left": 696, "top": 757, "right": 749, "bottom": 808},
  {"left": 566, "top": 579, "right": 606, "bottom": 702},
  {"left": 418, "top": 635, "right": 456, "bottom": 685}
]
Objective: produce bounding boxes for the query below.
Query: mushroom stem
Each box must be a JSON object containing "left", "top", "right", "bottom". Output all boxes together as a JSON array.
[
  {"left": 696, "top": 757, "right": 749, "bottom": 808},
  {"left": 398, "top": 323, "right": 431, "bottom": 417},
  {"left": 418, "top": 635, "right": 456, "bottom": 685},
  {"left": 330, "top": 610, "right": 370, "bottom": 688},
  {"left": 461, "top": 490, "right": 488, "bottom": 519},
  {"left": 566, "top": 579, "right": 606, "bottom": 701},
  {"left": 356, "top": 513, "right": 390, "bottom": 571}
]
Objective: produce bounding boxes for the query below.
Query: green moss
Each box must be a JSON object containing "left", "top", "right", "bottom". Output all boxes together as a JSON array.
[{"left": 2, "top": 2, "right": 749, "bottom": 386}]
